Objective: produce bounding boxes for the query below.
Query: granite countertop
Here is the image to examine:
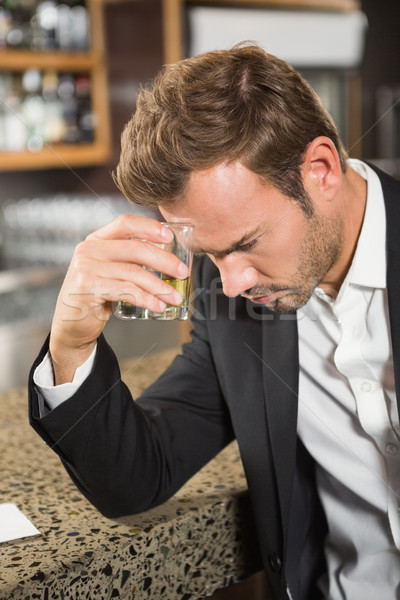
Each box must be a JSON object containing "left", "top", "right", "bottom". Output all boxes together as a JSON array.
[{"left": 0, "top": 348, "right": 257, "bottom": 600}]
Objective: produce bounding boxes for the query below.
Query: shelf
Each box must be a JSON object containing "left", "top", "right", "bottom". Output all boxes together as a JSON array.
[
  {"left": 0, "top": 49, "right": 99, "bottom": 72},
  {"left": 0, "top": 143, "right": 110, "bottom": 171}
]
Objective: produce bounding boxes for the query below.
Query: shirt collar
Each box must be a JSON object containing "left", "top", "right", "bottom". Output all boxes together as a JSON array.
[{"left": 346, "top": 158, "right": 386, "bottom": 289}]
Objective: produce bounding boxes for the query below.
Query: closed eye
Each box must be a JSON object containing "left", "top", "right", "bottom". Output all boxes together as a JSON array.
[
  {"left": 236, "top": 238, "right": 257, "bottom": 253},
  {"left": 196, "top": 228, "right": 262, "bottom": 259},
  {"left": 210, "top": 237, "right": 258, "bottom": 259}
]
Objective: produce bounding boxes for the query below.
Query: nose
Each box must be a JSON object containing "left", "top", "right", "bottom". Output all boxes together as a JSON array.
[{"left": 215, "top": 255, "right": 258, "bottom": 298}]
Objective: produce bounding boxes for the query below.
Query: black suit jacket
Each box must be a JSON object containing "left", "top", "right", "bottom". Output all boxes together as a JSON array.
[{"left": 29, "top": 165, "right": 400, "bottom": 600}]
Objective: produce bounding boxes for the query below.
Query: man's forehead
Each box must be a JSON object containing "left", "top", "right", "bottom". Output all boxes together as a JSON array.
[
  {"left": 163, "top": 163, "right": 270, "bottom": 218},
  {"left": 186, "top": 161, "right": 263, "bottom": 198},
  {"left": 159, "top": 160, "right": 291, "bottom": 254}
]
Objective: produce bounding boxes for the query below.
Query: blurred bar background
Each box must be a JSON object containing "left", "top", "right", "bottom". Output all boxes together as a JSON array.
[{"left": 0, "top": 0, "right": 398, "bottom": 392}]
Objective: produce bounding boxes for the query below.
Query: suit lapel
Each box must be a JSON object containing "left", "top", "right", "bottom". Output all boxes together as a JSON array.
[
  {"left": 372, "top": 165, "right": 400, "bottom": 409},
  {"left": 387, "top": 247, "right": 400, "bottom": 408},
  {"left": 261, "top": 312, "right": 299, "bottom": 533}
]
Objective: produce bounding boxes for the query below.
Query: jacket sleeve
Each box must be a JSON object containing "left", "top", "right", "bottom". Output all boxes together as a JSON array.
[{"left": 28, "top": 257, "right": 235, "bottom": 518}]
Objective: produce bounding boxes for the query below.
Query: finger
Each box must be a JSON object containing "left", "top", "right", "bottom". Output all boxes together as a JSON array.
[
  {"left": 93, "top": 261, "right": 185, "bottom": 305},
  {"left": 75, "top": 277, "right": 172, "bottom": 314},
  {"left": 86, "top": 214, "right": 173, "bottom": 244},
  {"left": 74, "top": 239, "right": 189, "bottom": 280}
]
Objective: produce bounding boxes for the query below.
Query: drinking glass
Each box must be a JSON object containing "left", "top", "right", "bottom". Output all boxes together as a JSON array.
[{"left": 115, "top": 222, "right": 194, "bottom": 321}]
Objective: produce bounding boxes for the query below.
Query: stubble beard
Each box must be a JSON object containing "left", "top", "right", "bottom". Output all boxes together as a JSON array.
[{"left": 248, "top": 212, "right": 345, "bottom": 313}]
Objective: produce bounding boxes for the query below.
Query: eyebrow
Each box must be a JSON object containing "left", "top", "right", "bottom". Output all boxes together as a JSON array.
[{"left": 193, "top": 227, "right": 261, "bottom": 259}]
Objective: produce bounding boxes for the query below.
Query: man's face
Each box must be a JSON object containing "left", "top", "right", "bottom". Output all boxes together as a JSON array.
[{"left": 160, "top": 161, "right": 344, "bottom": 312}]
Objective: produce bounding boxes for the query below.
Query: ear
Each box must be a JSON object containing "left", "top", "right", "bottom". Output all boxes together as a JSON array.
[{"left": 302, "top": 136, "right": 342, "bottom": 201}]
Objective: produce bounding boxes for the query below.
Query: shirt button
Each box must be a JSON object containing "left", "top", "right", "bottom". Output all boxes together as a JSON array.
[
  {"left": 385, "top": 443, "right": 398, "bottom": 456},
  {"left": 360, "top": 381, "right": 372, "bottom": 393}
]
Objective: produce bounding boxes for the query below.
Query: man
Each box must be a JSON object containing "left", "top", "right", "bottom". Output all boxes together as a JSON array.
[{"left": 29, "top": 43, "right": 400, "bottom": 599}]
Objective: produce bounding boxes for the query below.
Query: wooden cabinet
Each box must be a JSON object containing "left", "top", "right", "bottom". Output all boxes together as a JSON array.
[{"left": 0, "top": 0, "right": 110, "bottom": 171}]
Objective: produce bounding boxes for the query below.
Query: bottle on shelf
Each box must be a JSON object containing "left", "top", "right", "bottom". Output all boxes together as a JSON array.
[
  {"left": 0, "top": 67, "right": 94, "bottom": 151},
  {"left": 21, "top": 68, "right": 45, "bottom": 151},
  {"left": 2, "top": 73, "right": 28, "bottom": 151},
  {"left": 0, "top": 0, "right": 89, "bottom": 51}
]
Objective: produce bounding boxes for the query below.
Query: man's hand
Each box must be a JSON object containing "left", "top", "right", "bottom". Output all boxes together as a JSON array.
[{"left": 49, "top": 215, "right": 188, "bottom": 385}]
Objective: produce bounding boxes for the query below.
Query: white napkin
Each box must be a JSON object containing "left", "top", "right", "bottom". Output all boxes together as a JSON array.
[{"left": 0, "top": 503, "right": 40, "bottom": 543}]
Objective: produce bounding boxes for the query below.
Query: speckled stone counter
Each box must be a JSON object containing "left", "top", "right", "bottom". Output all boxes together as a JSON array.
[{"left": 1, "top": 348, "right": 259, "bottom": 600}]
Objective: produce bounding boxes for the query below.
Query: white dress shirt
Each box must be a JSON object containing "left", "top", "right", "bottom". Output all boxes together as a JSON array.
[
  {"left": 35, "top": 159, "right": 400, "bottom": 599},
  {"left": 297, "top": 159, "right": 400, "bottom": 599}
]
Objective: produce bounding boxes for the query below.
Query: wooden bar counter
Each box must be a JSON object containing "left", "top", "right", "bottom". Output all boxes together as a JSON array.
[{"left": 0, "top": 348, "right": 261, "bottom": 599}]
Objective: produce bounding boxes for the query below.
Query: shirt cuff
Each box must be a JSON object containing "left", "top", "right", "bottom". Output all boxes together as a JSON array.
[{"left": 33, "top": 345, "right": 97, "bottom": 411}]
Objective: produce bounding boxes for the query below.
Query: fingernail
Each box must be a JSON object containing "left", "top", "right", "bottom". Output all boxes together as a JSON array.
[
  {"left": 177, "top": 262, "right": 188, "bottom": 278},
  {"left": 157, "top": 300, "right": 167, "bottom": 311},
  {"left": 161, "top": 225, "right": 173, "bottom": 241},
  {"left": 173, "top": 290, "right": 183, "bottom": 305}
]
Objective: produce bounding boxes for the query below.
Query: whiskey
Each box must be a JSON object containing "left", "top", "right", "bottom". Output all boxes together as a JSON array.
[
  {"left": 115, "top": 277, "right": 191, "bottom": 321},
  {"left": 162, "top": 277, "right": 190, "bottom": 305},
  {"left": 151, "top": 276, "right": 191, "bottom": 320}
]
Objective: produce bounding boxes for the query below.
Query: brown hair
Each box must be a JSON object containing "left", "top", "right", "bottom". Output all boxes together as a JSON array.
[{"left": 113, "top": 43, "right": 347, "bottom": 217}]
